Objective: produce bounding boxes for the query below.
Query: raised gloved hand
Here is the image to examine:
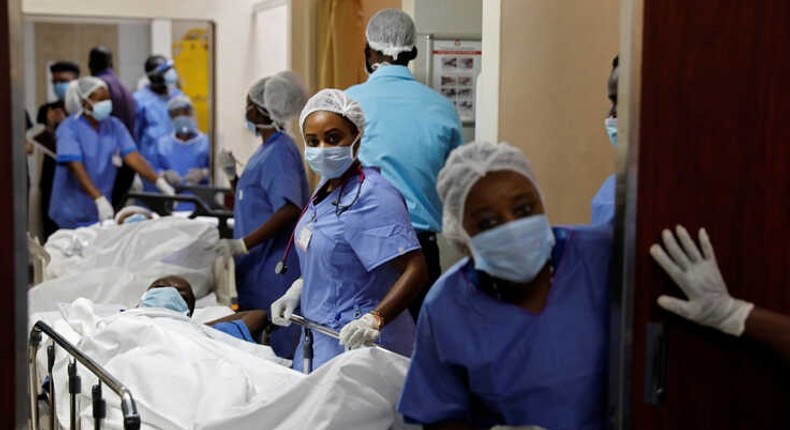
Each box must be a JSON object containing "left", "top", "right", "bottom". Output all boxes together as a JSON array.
[
  {"left": 155, "top": 176, "right": 176, "bottom": 196},
  {"left": 650, "top": 225, "right": 754, "bottom": 336},
  {"left": 213, "top": 238, "right": 248, "bottom": 258},
  {"left": 271, "top": 278, "right": 303, "bottom": 327},
  {"left": 339, "top": 313, "right": 381, "bottom": 349},
  {"left": 162, "top": 169, "right": 182, "bottom": 186},
  {"left": 217, "top": 150, "right": 237, "bottom": 180},
  {"left": 94, "top": 196, "right": 114, "bottom": 222},
  {"left": 185, "top": 167, "right": 209, "bottom": 185}
]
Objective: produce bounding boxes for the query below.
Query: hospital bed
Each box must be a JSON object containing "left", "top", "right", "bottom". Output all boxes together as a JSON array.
[{"left": 28, "top": 300, "right": 417, "bottom": 430}]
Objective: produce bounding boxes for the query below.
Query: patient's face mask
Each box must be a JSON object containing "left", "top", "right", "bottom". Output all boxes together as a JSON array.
[{"left": 139, "top": 287, "right": 189, "bottom": 315}]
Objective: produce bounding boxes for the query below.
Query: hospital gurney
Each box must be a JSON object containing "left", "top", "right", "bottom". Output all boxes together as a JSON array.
[
  {"left": 289, "top": 314, "right": 340, "bottom": 374},
  {"left": 123, "top": 190, "right": 234, "bottom": 239},
  {"left": 28, "top": 320, "right": 141, "bottom": 430}
]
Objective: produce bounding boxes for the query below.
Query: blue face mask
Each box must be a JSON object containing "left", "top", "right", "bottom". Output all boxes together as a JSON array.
[
  {"left": 470, "top": 214, "right": 556, "bottom": 283},
  {"left": 124, "top": 213, "right": 148, "bottom": 224},
  {"left": 164, "top": 68, "right": 179, "bottom": 85},
  {"left": 605, "top": 117, "right": 617, "bottom": 147},
  {"left": 172, "top": 115, "right": 197, "bottom": 136},
  {"left": 304, "top": 135, "right": 360, "bottom": 179},
  {"left": 88, "top": 99, "right": 113, "bottom": 121},
  {"left": 53, "top": 82, "right": 70, "bottom": 101},
  {"left": 139, "top": 287, "right": 189, "bottom": 315}
]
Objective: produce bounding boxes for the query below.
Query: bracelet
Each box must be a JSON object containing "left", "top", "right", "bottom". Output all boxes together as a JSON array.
[{"left": 369, "top": 310, "right": 385, "bottom": 330}]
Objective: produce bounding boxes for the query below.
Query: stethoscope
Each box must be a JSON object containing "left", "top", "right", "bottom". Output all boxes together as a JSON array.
[{"left": 274, "top": 165, "right": 366, "bottom": 275}]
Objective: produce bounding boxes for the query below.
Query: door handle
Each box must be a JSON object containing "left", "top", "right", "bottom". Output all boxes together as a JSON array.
[{"left": 643, "top": 322, "right": 667, "bottom": 405}]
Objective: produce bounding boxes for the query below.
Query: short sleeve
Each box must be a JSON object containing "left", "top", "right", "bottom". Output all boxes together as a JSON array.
[
  {"left": 343, "top": 180, "right": 421, "bottom": 271},
  {"left": 114, "top": 119, "right": 138, "bottom": 158},
  {"left": 448, "top": 107, "right": 464, "bottom": 150},
  {"left": 397, "top": 307, "right": 471, "bottom": 424},
  {"left": 262, "top": 143, "right": 307, "bottom": 210},
  {"left": 55, "top": 120, "right": 83, "bottom": 163}
]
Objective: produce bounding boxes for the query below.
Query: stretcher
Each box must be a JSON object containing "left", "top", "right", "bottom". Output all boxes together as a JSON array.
[{"left": 28, "top": 300, "right": 417, "bottom": 430}]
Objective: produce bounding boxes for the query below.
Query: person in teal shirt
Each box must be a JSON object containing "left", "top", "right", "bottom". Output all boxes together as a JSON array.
[{"left": 346, "top": 9, "right": 464, "bottom": 319}]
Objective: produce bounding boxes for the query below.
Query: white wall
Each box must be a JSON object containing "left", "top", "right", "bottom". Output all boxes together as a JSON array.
[{"left": 23, "top": 0, "right": 275, "bottom": 168}]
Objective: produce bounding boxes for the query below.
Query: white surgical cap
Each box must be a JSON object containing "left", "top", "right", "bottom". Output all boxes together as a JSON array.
[
  {"left": 248, "top": 71, "right": 308, "bottom": 125},
  {"left": 64, "top": 80, "right": 82, "bottom": 114},
  {"left": 299, "top": 89, "right": 365, "bottom": 138},
  {"left": 366, "top": 9, "right": 416, "bottom": 60},
  {"left": 167, "top": 94, "right": 193, "bottom": 112},
  {"left": 65, "top": 77, "right": 107, "bottom": 114},
  {"left": 437, "top": 141, "right": 542, "bottom": 250}
]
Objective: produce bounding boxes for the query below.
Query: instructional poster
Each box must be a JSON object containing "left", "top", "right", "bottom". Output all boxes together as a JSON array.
[{"left": 431, "top": 39, "right": 482, "bottom": 124}]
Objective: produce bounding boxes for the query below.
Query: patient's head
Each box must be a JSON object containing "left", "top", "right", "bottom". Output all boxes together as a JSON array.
[
  {"left": 115, "top": 205, "right": 154, "bottom": 224},
  {"left": 139, "top": 276, "right": 196, "bottom": 316}
]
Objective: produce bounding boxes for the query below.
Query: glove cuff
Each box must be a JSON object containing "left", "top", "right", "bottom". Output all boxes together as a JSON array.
[{"left": 719, "top": 299, "right": 755, "bottom": 337}]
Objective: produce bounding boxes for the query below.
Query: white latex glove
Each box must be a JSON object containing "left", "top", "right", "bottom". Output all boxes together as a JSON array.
[
  {"left": 155, "top": 177, "right": 176, "bottom": 196},
  {"left": 162, "top": 169, "right": 182, "bottom": 186},
  {"left": 650, "top": 225, "right": 754, "bottom": 336},
  {"left": 185, "top": 167, "right": 209, "bottom": 185},
  {"left": 94, "top": 196, "right": 114, "bottom": 222},
  {"left": 339, "top": 313, "right": 381, "bottom": 349},
  {"left": 271, "top": 278, "right": 303, "bottom": 327},
  {"left": 217, "top": 150, "right": 237, "bottom": 179},
  {"left": 213, "top": 238, "right": 248, "bottom": 258}
]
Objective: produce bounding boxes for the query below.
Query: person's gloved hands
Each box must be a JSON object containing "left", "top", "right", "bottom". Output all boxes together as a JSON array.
[
  {"left": 213, "top": 238, "right": 248, "bottom": 258},
  {"left": 162, "top": 169, "right": 182, "bottom": 186},
  {"left": 270, "top": 278, "right": 303, "bottom": 327},
  {"left": 339, "top": 313, "right": 381, "bottom": 349},
  {"left": 155, "top": 177, "right": 176, "bottom": 196},
  {"left": 217, "top": 150, "right": 237, "bottom": 179},
  {"left": 650, "top": 225, "right": 754, "bottom": 336},
  {"left": 185, "top": 167, "right": 209, "bottom": 185},
  {"left": 94, "top": 196, "right": 114, "bottom": 222}
]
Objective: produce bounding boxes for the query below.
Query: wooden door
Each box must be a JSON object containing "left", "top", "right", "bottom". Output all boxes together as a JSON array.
[{"left": 618, "top": 1, "right": 790, "bottom": 428}]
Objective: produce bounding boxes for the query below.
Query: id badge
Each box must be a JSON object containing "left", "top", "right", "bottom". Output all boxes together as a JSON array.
[
  {"left": 296, "top": 224, "right": 313, "bottom": 251},
  {"left": 112, "top": 150, "right": 122, "bottom": 167}
]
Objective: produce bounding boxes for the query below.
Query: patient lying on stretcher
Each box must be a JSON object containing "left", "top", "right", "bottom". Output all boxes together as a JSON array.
[{"left": 140, "top": 275, "right": 268, "bottom": 344}]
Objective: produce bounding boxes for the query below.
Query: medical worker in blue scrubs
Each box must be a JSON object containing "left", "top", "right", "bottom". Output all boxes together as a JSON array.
[
  {"left": 134, "top": 55, "right": 184, "bottom": 191},
  {"left": 269, "top": 89, "right": 428, "bottom": 372},
  {"left": 50, "top": 77, "right": 175, "bottom": 229},
  {"left": 591, "top": 55, "right": 619, "bottom": 225},
  {"left": 398, "top": 141, "right": 612, "bottom": 430},
  {"left": 213, "top": 71, "right": 309, "bottom": 359},
  {"left": 153, "top": 95, "right": 209, "bottom": 211}
]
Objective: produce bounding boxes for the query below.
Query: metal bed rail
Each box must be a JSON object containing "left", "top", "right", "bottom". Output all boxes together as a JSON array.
[
  {"left": 28, "top": 320, "right": 141, "bottom": 430},
  {"left": 122, "top": 191, "right": 234, "bottom": 238}
]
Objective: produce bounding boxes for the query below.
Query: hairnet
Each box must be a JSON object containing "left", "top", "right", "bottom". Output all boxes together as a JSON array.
[
  {"left": 167, "top": 94, "right": 193, "bottom": 112},
  {"left": 248, "top": 71, "right": 308, "bottom": 125},
  {"left": 365, "top": 9, "right": 416, "bottom": 60},
  {"left": 437, "top": 141, "right": 543, "bottom": 250},
  {"left": 63, "top": 81, "right": 82, "bottom": 114},
  {"left": 65, "top": 77, "right": 107, "bottom": 114},
  {"left": 299, "top": 89, "right": 365, "bottom": 138}
]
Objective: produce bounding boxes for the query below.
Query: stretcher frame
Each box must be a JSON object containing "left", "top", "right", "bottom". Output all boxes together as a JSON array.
[{"left": 28, "top": 320, "right": 141, "bottom": 430}]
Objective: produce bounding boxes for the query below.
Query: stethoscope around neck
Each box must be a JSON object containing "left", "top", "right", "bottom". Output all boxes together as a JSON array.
[{"left": 274, "top": 165, "right": 366, "bottom": 275}]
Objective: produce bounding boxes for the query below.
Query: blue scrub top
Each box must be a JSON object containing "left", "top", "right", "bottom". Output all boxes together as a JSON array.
[
  {"left": 346, "top": 65, "right": 463, "bottom": 233},
  {"left": 591, "top": 174, "right": 616, "bottom": 225},
  {"left": 233, "top": 132, "right": 309, "bottom": 358},
  {"left": 292, "top": 166, "right": 421, "bottom": 372},
  {"left": 134, "top": 86, "right": 184, "bottom": 189},
  {"left": 398, "top": 225, "right": 612, "bottom": 429},
  {"left": 49, "top": 115, "right": 138, "bottom": 229},
  {"left": 155, "top": 132, "right": 210, "bottom": 211}
]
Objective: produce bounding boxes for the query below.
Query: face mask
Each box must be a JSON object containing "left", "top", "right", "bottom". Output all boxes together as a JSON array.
[
  {"left": 173, "top": 115, "right": 197, "bottom": 136},
  {"left": 139, "top": 287, "right": 189, "bottom": 315},
  {"left": 53, "top": 82, "right": 70, "bottom": 101},
  {"left": 246, "top": 120, "right": 277, "bottom": 137},
  {"left": 605, "top": 117, "right": 618, "bottom": 147},
  {"left": 304, "top": 135, "right": 360, "bottom": 179},
  {"left": 164, "top": 68, "right": 179, "bottom": 85},
  {"left": 88, "top": 99, "right": 113, "bottom": 121},
  {"left": 470, "top": 214, "right": 556, "bottom": 283},
  {"left": 124, "top": 213, "right": 148, "bottom": 224}
]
